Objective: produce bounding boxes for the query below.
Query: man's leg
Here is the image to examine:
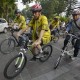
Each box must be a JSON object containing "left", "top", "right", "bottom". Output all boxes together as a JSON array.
[
  {"left": 73, "top": 39, "right": 80, "bottom": 57},
  {"left": 62, "top": 35, "right": 70, "bottom": 50},
  {"left": 29, "top": 41, "right": 42, "bottom": 61},
  {"left": 71, "top": 38, "right": 76, "bottom": 47}
]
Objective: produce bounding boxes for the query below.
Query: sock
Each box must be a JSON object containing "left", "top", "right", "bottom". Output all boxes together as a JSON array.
[{"left": 40, "top": 49, "right": 43, "bottom": 53}]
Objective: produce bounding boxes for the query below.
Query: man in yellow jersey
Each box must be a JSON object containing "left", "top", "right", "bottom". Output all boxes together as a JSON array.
[
  {"left": 13, "top": 9, "right": 27, "bottom": 40},
  {"left": 50, "top": 16, "right": 60, "bottom": 36},
  {"left": 26, "top": 4, "right": 51, "bottom": 61}
]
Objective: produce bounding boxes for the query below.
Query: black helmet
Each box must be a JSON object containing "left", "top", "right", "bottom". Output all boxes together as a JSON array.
[{"left": 15, "top": 9, "right": 21, "bottom": 14}]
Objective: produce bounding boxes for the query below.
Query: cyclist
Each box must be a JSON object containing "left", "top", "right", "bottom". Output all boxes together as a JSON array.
[
  {"left": 26, "top": 4, "right": 51, "bottom": 61},
  {"left": 49, "top": 16, "right": 60, "bottom": 37},
  {"left": 62, "top": 10, "right": 80, "bottom": 60},
  {"left": 12, "top": 9, "right": 27, "bottom": 41}
]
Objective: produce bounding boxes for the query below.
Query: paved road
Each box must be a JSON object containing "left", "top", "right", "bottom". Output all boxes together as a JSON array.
[{"left": 0, "top": 32, "right": 80, "bottom": 80}]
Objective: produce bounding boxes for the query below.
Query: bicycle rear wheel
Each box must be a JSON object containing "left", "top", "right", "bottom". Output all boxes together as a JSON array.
[
  {"left": 39, "top": 45, "right": 52, "bottom": 62},
  {"left": 4, "top": 53, "right": 27, "bottom": 79},
  {"left": 54, "top": 55, "right": 62, "bottom": 69},
  {"left": 0, "top": 38, "right": 16, "bottom": 54}
]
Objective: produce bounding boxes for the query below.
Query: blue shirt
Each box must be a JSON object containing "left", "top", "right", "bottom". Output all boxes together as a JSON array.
[{"left": 66, "top": 18, "right": 80, "bottom": 32}]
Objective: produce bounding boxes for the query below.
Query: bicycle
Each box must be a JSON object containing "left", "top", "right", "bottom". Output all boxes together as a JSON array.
[
  {"left": 51, "top": 29, "right": 60, "bottom": 43},
  {"left": 54, "top": 33, "right": 79, "bottom": 69},
  {"left": 0, "top": 27, "right": 32, "bottom": 54},
  {"left": 3, "top": 36, "right": 53, "bottom": 79}
]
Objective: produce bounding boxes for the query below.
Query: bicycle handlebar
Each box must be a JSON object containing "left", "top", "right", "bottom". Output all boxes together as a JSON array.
[{"left": 67, "top": 33, "right": 80, "bottom": 39}]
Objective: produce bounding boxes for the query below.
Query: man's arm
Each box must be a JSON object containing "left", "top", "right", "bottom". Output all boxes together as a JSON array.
[
  {"left": 38, "top": 30, "right": 45, "bottom": 41},
  {"left": 66, "top": 21, "right": 72, "bottom": 32},
  {"left": 18, "top": 25, "right": 30, "bottom": 36}
]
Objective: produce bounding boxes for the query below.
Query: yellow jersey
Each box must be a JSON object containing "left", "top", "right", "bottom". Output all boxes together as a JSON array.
[
  {"left": 50, "top": 20, "right": 60, "bottom": 29},
  {"left": 28, "top": 15, "right": 51, "bottom": 44},
  {"left": 14, "top": 15, "right": 26, "bottom": 29}
]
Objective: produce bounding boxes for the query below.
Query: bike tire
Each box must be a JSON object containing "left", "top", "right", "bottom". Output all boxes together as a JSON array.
[
  {"left": 54, "top": 55, "right": 62, "bottom": 69},
  {"left": 4, "top": 54, "right": 27, "bottom": 79},
  {"left": 39, "top": 45, "right": 52, "bottom": 62},
  {"left": 53, "top": 33, "right": 59, "bottom": 43},
  {"left": 0, "top": 38, "right": 16, "bottom": 54}
]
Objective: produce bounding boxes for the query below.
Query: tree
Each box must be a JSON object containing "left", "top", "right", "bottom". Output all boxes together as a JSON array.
[
  {"left": 0, "top": 0, "right": 16, "bottom": 21},
  {"left": 66, "top": 0, "right": 77, "bottom": 17},
  {"left": 22, "top": 4, "right": 32, "bottom": 19},
  {"left": 22, "top": 0, "right": 42, "bottom": 4},
  {"left": 22, "top": 0, "right": 77, "bottom": 19},
  {"left": 22, "top": 0, "right": 32, "bottom": 4},
  {"left": 41, "top": 0, "right": 68, "bottom": 19}
]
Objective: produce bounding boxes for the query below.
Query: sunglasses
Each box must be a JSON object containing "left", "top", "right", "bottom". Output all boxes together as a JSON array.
[{"left": 72, "top": 14, "right": 77, "bottom": 16}]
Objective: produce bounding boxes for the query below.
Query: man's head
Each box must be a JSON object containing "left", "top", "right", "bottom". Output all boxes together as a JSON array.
[
  {"left": 72, "top": 10, "right": 80, "bottom": 20},
  {"left": 31, "top": 4, "right": 42, "bottom": 19},
  {"left": 54, "top": 16, "right": 59, "bottom": 22},
  {"left": 15, "top": 9, "right": 21, "bottom": 17}
]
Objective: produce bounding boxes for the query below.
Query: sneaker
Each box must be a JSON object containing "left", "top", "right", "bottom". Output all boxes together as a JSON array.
[
  {"left": 36, "top": 53, "right": 44, "bottom": 59},
  {"left": 61, "top": 53, "right": 65, "bottom": 56},
  {"left": 29, "top": 56, "right": 36, "bottom": 62},
  {"left": 71, "top": 56, "right": 76, "bottom": 60}
]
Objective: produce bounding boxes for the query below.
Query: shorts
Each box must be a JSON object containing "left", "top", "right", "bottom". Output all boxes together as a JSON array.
[{"left": 42, "top": 36, "right": 51, "bottom": 44}]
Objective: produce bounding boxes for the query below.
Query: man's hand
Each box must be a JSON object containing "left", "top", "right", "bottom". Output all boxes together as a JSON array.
[
  {"left": 64, "top": 31, "right": 68, "bottom": 37},
  {"left": 32, "top": 40, "right": 41, "bottom": 47},
  {"left": 65, "top": 31, "right": 68, "bottom": 34}
]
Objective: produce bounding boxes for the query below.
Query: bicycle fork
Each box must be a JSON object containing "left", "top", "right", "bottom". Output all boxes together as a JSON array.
[{"left": 15, "top": 52, "right": 25, "bottom": 69}]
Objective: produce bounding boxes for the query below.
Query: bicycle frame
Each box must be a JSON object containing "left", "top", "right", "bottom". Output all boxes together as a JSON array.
[
  {"left": 9, "top": 28, "right": 19, "bottom": 43},
  {"left": 15, "top": 43, "right": 32, "bottom": 69},
  {"left": 61, "top": 48, "right": 74, "bottom": 57}
]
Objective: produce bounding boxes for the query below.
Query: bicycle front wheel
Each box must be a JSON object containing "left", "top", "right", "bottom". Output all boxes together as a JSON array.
[
  {"left": 4, "top": 54, "right": 27, "bottom": 79},
  {"left": 54, "top": 55, "right": 62, "bottom": 69},
  {"left": 0, "top": 38, "right": 16, "bottom": 54},
  {"left": 39, "top": 45, "right": 52, "bottom": 62}
]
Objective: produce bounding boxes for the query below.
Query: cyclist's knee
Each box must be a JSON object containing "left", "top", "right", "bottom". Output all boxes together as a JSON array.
[{"left": 65, "top": 35, "right": 70, "bottom": 40}]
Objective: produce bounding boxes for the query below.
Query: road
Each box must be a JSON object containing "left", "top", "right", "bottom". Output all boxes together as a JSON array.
[{"left": 0, "top": 32, "right": 80, "bottom": 80}]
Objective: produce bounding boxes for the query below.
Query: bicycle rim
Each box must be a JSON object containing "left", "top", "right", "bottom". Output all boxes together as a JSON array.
[
  {"left": 39, "top": 45, "right": 52, "bottom": 62},
  {"left": 54, "top": 55, "right": 62, "bottom": 69},
  {"left": 0, "top": 38, "right": 16, "bottom": 54},
  {"left": 4, "top": 54, "right": 27, "bottom": 79}
]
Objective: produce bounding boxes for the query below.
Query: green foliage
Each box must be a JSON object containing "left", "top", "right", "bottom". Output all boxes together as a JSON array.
[
  {"left": 41, "top": 0, "right": 68, "bottom": 19},
  {"left": 66, "top": 0, "right": 77, "bottom": 17},
  {"left": 22, "top": 0, "right": 77, "bottom": 20},
  {"left": 59, "top": 16, "right": 70, "bottom": 24},
  {"left": 22, "top": 4, "right": 33, "bottom": 19},
  {"left": 0, "top": 0, "right": 16, "bottom": 21},
  {"left": 22, "top": 0, "right": 32, "bottom": 4}
]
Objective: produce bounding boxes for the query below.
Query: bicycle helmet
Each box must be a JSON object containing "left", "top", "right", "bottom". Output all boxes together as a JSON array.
[
  {"left": 72, "top": 10, "right": 80, "bottom": 15},
  {"left": 54, "top": 16, "right": 60, "bottom": 21},
  {"left": 31, "top": 4, "right": 42, "bottom": 12},
  {"left": 54, "top": 16, "right": 60, "bottom": 19},
  {"left": 15, "top": 9, "right": 21, "bottom": 14}
]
